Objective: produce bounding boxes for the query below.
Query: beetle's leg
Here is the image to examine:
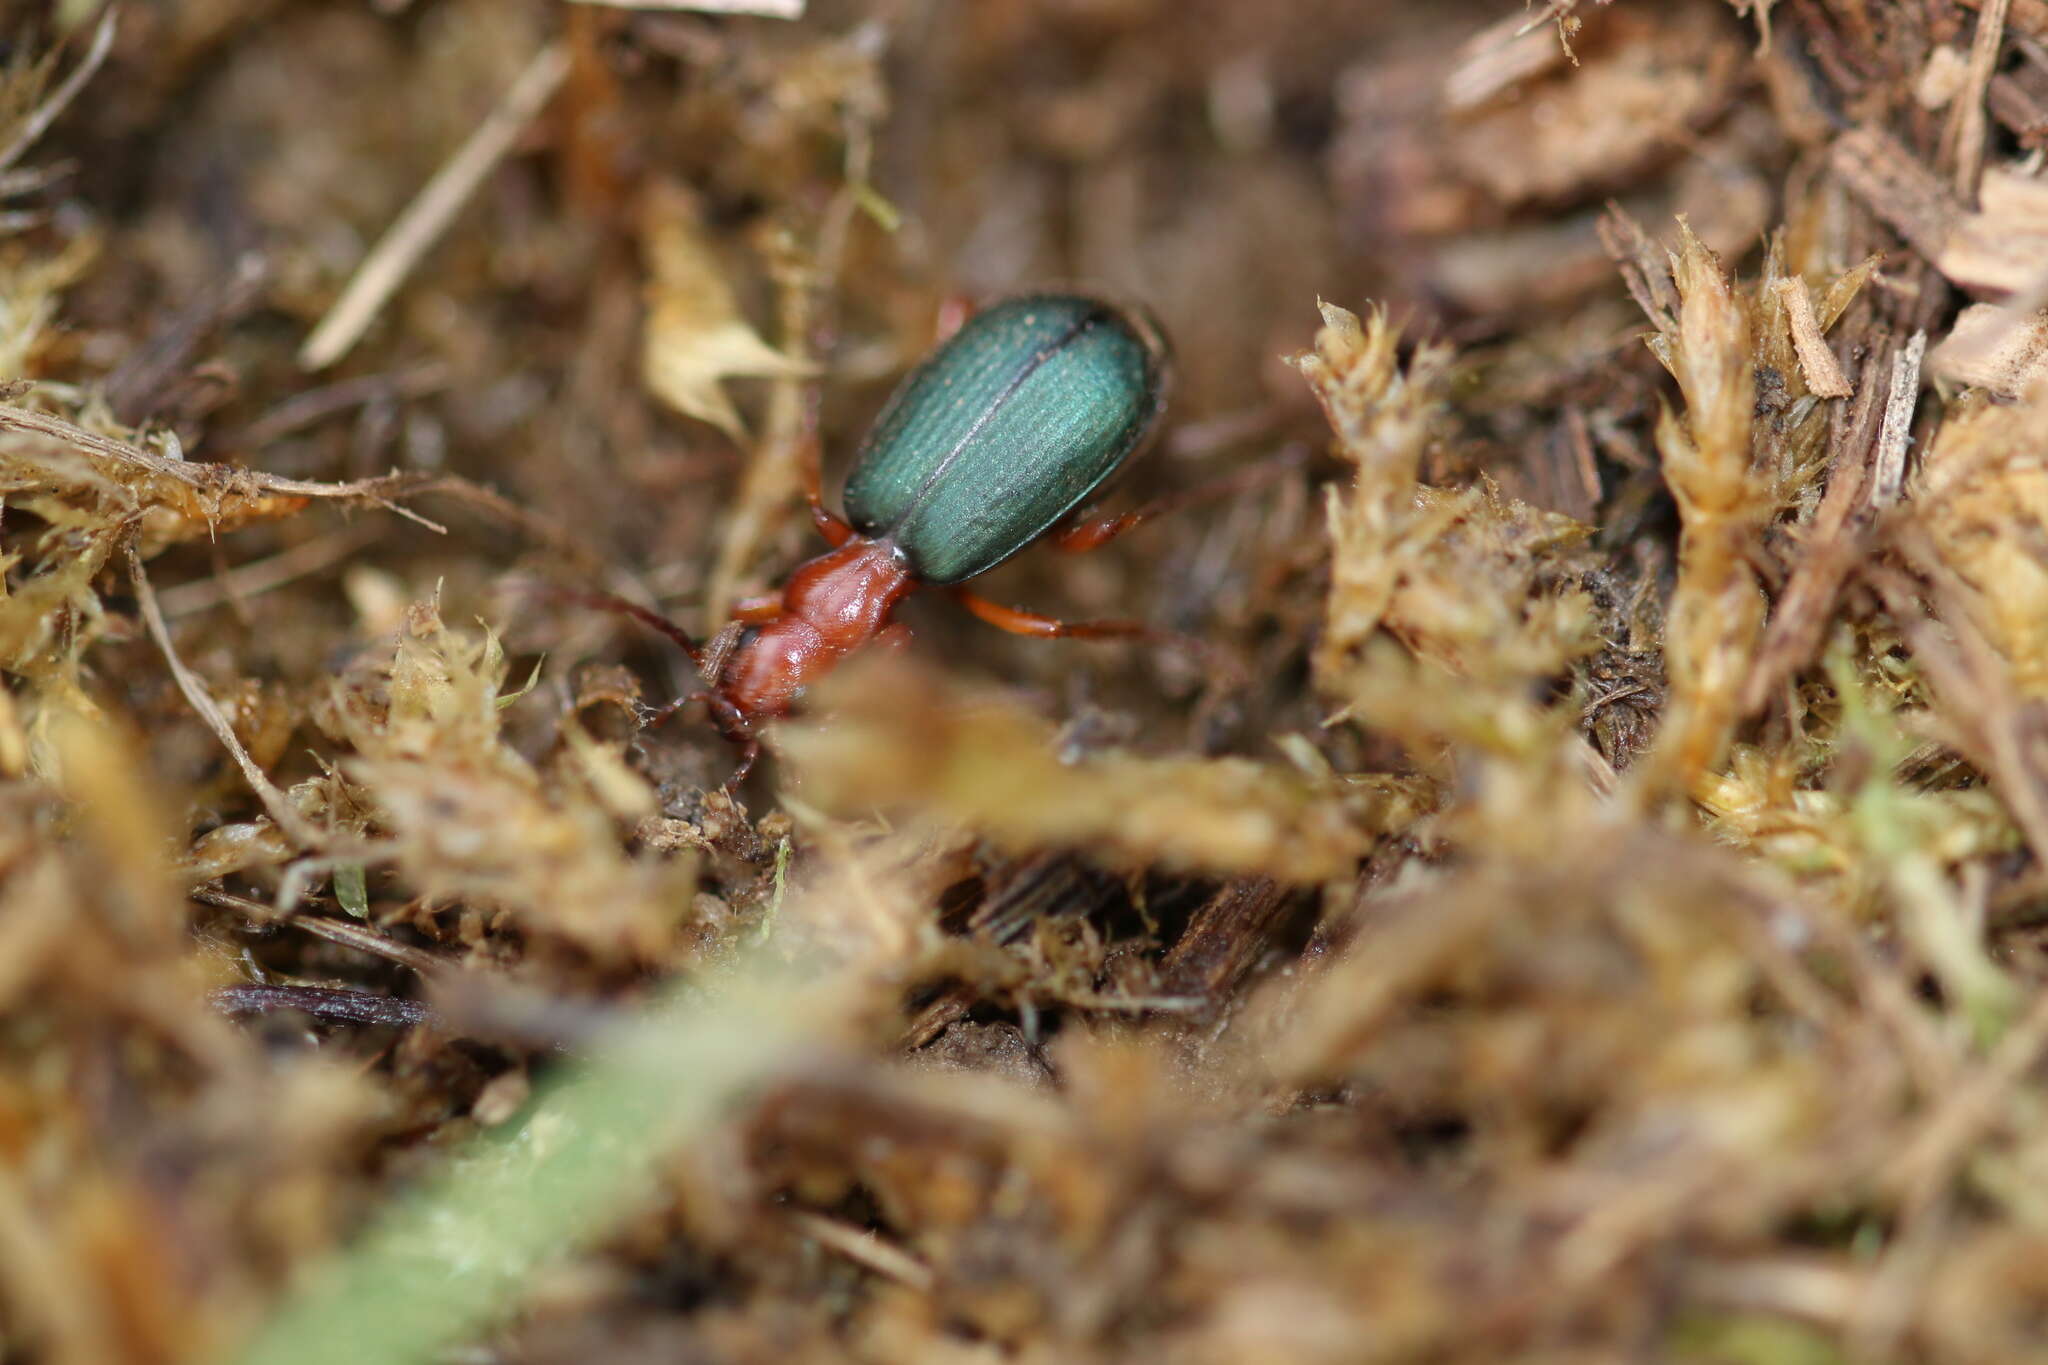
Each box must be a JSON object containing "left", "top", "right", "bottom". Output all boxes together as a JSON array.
[
  {"left": 721, "top": 738, "right": 761, "bottom": 794},
  {"left": 643, "top": 690, "right": 759, "bottom": 791},
  {"left": 808, "top": 484, "right": 855, "bottom": 548},
  {"left": 1050, "top": 444, "right": 1310, "bottom": 554},
  {"left": 948, "top": 591, "right": 1244, "bottom": 686},
  {"left": 798, "top": 391, "right": 857, "bottom": 548},
  {"left": 732, "top": 594, "right": 785, "bottom": 624},
  {"left": 947, "top": 590, "right": 1153, "bottom": 641},
  {"left": 933, "top": 292, "right": 975, "bottom": 344},
  {"left": 699, "top": 692, "right": 760, "bottom": 793},
  {"left": 645, "top": 690, "right": 711, "bottom": 731},
  {"left": 522, "top": 582, "right": 703, "bottom": 667}
]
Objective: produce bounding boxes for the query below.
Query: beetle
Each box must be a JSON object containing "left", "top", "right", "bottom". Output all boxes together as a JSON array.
[{"left": 584, "top": 291, "right": 1243, "bottom": 784}]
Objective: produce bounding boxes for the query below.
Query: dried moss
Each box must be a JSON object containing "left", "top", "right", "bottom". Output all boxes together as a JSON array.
[{"left": 3, "top": 2, "right": 2048, "bottom": 1363}]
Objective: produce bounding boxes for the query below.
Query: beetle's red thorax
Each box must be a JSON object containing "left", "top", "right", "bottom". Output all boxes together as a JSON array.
[{"left": 716, "top": 537, "right": 917, "bottom": 719}]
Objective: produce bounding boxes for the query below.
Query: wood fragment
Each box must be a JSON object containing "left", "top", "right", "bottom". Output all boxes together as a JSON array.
[
  {"left": 1829, "top": 125, "right": 1959, "bottom": 262},
  {"left": 1872, "top": 331, "right": 1927, "bottom": 507},
  {"left": 0, "top": 392, "right": 430, "bottom": 525},
  {"left": 299, "top": 44, "right": 571, "bottom": 371},
  {"left": 1929, "top": 302, "right": 2048, "bottom": 395},
  {"left": 0, "top": 396, "right": 208, "bottom": 487},
  {"left": 1775, "top": 277, "right": 1855, "bottom": 398},
  {"left": 701, "top": 98, "right": 882, "bottom": 624},
  {"left": 1157, "top": 879, "right": 1297, "bottom": 1003},
  {"left": 1564, "top": 405, "right": 1602, "bottom": 511},
  {"left": 1937, "top": 167, "right": 2048, "bottom": 293},
  {"left": 1442, "top": 10, "right": 1567, "bottom": 111},
  {"left": 0, "top": 400, "right": 622, "bottom": 565},
  {"left": 237, "top": 363, "right": 450, "bottom": 447}
]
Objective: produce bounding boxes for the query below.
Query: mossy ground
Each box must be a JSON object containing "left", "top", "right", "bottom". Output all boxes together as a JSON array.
[{"left": 2, "top": 2, "right": 2046, "bottom": 1362}]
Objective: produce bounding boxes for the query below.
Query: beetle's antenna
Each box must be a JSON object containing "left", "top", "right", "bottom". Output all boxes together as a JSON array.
[{"left": 518, "top": 582, "right": 705, "bottom": 668}]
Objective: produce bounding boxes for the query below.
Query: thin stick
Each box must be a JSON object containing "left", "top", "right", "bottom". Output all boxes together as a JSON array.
[
  {"left": 0, "top": 398, "right": 207, "bottom": 487},
  {"left": 190, "top": 886, "right": 456, "bottom": 978},
  {"left": 157, "top": 525, "right": 377, "bottom": 618},
  {"left": 1952, "top": 0, "right": 2013, "bottom": 202},
  {"left": 522, "top": 582, "right": 704, "bottom": 667},
  {"left": 299, "top": 43, "right": 570, "bottom": 371},
  {"left": 131, "top": 546, "right": 326, "bottom": 849},
  {"left": 0, "top": 8, "right": 116, "bottom": 175},
  {"left": 1871, "top": 331, "right": 1927, "bottom": 508},
  {"left": 788, "top": 1212, "right": 934, "bottom": 1291}
]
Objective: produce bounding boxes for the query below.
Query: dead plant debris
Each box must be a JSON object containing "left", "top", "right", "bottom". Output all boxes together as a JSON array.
[{"left": 5, "top": 1, "right": 2048, "bottom": 1363}]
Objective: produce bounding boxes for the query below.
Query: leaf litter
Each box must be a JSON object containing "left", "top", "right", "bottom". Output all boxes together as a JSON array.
[{"left": 4, "top": 1, "right": 2048, "bottom": 1363}]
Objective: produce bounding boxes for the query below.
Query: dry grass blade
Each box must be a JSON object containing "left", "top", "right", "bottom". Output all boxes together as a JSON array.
[
  {"left": 131, "top": 547, "right": 327, "bottom": 849},
  {"left": 299, "top": 43, "right": 570, "bottom": 371}
]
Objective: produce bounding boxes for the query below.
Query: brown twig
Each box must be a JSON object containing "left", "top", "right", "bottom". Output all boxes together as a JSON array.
[
  {"left": 1948, "top": 0, "right": 2013, "bottom": 203},
  {"left": 190, "top": 886, "right": 456, "bottom": 978}
]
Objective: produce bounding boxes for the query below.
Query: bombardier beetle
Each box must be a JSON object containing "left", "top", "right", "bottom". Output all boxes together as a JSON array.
[{"left": 592, "top": 291, "right": 1223, "bottom": 784}]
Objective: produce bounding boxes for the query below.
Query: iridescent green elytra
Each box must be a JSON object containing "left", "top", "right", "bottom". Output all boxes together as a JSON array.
[{"left": 841, "top": 293, "right": 1169, "bottom": 586}]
